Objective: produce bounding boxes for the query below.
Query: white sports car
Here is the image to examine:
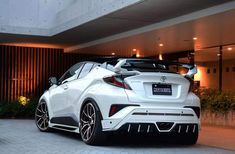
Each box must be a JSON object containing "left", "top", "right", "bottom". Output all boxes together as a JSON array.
[{"left": 35, "top": 58, "right": 200, "bottom": 145}]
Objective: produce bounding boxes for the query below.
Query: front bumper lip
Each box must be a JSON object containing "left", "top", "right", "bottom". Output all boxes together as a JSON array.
[{"left": 101, "top": 107, "right": 199, "bottom": 132}]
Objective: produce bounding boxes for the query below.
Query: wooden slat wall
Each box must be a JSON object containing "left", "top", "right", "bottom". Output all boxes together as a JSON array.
[{"left": 0, "top": 45, "right": 96, "bottom": 101}]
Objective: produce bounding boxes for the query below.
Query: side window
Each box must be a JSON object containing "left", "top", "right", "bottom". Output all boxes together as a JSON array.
[
  {"left": 59, "top": 63, "right": 83, "bottom": 84},
  {"left": 78, "top": 63, "right": 93, "bottom": 79}
]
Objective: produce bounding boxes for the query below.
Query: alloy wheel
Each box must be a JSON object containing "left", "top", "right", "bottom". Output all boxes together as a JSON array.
[
  {"left": 35, "top": 102, "right": 49, "bottom": 131},
  {"left": 80, "top": 102, "right": 96, "bottom": 142}
]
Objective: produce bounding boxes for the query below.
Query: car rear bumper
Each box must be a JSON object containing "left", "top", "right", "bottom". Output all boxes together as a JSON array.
[
  {"left": 101, "top": 107, "right": 200, "bottom": 133},
  {"left": 115, "top": 123, "right": 198, "bottom": 135}
]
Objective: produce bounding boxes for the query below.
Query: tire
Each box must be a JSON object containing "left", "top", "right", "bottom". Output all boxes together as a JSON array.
[
  {"left": 35, "top": 101, "right": 51, "bottom": 132},
  {"left": 79, "top": 101, "right": 106, "bottom": 145}
]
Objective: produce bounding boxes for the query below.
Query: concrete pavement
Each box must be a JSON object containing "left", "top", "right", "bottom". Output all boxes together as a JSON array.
[
  {"left": 198, "top": 125, "right": 235, "bottom": 151},
  {"left": 0, "top": 120, "right": 235, "bottom": 154}
]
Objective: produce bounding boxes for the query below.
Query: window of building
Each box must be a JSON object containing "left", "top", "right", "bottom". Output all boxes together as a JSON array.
[
  {"left": 194, "top": 47, "right": 219, "bottom": 89},
  {"left": 213, "top": 68, "right": 216, "bottom": 73},
  {"left": 233, "top": 67, "right": 235, "bottom": 72},
  {"left": 222, "top": 47, "right": 235, "bottom": 90},
  {"left": 207, "top": 68, "right": 210, "bottom": 74}
]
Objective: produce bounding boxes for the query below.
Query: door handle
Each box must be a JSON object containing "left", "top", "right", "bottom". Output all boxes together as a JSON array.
[{"left": 63, "top": 85, "right": 68, "bottom": 90}]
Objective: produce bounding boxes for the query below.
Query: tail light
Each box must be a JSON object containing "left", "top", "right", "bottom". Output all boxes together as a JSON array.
[{"left": 103, "top": 75, "right": 132, "bottom": 90}]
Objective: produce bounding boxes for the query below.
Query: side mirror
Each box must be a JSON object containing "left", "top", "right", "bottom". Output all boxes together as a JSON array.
[{"left": 49, "top": 77, "right": 57, "bottom": 86}]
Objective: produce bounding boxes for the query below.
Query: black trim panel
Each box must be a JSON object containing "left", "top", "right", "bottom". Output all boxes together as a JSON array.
[
  {"left": 116, "top": 123, "right": 198, "bottom": 134},
  {"left": 50, "top": 116, "right": 79, "bottom": 127},
  {"left": 109, "top": 104, "right": 140, "bottom": 117},
  {"left": 132, "top": 112, "right": 194, "bottom": 116},
  {"left": 184, "top": 106, "right": 200, "bottom": 118}
]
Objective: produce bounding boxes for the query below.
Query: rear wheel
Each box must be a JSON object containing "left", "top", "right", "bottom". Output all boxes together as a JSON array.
[
  {"left": 80, "top": 101, "right": 106, "bottom": 145},
  {"left": 35, "top": 101, "right": 51, "bottom": 132}
]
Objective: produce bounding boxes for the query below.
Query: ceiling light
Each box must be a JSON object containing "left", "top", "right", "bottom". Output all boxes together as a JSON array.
[
  {"left": 228, "top": 47, "right": 232, "bottom": 51},
  {"left": 193, "top": 37, "right": 198, "bottom": 40},
  {"left": 132, "top": 48, "right": 137, "bottom": 52},
  {"left": 159, "top": 43, "right": 164, "bottom": 47},
  {"left": 111, "top": 52, "right": 115, "bottom": 55}
]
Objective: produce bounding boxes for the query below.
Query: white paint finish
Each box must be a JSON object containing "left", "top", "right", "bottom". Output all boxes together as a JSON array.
[
  {"left": 39, "top": 59, "right": 200, "bottom": 136},
  {"left": 124, "top": 73, "right": 189, "bottom": 102}
]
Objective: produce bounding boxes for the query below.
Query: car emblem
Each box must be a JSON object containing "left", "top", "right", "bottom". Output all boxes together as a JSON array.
[{"left": 160, "top": 76, "right": 167, "bottom": 82}]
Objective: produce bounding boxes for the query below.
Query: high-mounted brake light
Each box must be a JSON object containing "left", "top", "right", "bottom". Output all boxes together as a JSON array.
[{"left": 103, "top": 75, "right": 132, "bottom": 90}]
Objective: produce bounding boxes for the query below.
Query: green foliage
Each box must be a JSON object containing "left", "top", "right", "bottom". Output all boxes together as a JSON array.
[
  {"left": 0, "top": 97, "right": 39, "bottom": 119},
  {"left": 194, "top": 88, "right": 235, "bottom": 114}
]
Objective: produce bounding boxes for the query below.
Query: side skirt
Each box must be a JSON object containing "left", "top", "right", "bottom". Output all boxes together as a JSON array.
[
  {"left": 49, "top": 116, "right": 80, "bottom": 133},
  {"left": 49, "top": 122, "right": 80, "bottom": 133},
  {"left": 50, "top": 116, "right": 79, "bottom": 127}
]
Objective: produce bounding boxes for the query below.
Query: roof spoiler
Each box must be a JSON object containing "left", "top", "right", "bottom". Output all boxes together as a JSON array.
[
  {"left": 180, "top": 64, "right": 197, "bottom": 77},
  {"left": 114, "top": 59, "right": 197, "bottom": 77}
]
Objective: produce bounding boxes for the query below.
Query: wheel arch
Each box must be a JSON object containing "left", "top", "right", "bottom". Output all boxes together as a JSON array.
[
  {"left": 80, "top": 97, "right": 103, "bottom": 120},
  {"left": 35, "top": 97, "right": 51, "bottom": 132},
  {"left": 38, "top": 92, "right": 53, "bottom": 120}
]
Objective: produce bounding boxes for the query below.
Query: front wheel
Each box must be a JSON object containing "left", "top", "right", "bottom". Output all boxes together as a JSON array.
[
  {"left": 80, "top": 101, "right": 106, "bottom": 145},
  {"left": 35, "top": 101, "right": 51, "bottom": 132}
]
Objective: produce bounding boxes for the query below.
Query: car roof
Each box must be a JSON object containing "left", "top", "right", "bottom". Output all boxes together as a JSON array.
[
  {"left": 85, "top": 57, "right": 121, "bottom": 63},
  {"left": 86, "top": 57, "right": 153, "bottom": 63},
  {"left": 82, "top": 57, "right": 195, "bottom": 68}
]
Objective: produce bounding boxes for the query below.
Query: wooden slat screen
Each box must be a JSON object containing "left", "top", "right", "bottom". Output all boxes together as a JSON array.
[{"left": 0, "top": 45, "right": 96, "bottom": 101}]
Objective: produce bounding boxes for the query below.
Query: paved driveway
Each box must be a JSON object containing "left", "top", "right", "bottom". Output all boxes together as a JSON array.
[{"left": 0, "top": 120, "right": 234, "bottom": 154}]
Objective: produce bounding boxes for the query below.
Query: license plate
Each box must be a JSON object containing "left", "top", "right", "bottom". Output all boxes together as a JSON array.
[{"left": 152, "top": 84, "right": 172, "bottom": 95}]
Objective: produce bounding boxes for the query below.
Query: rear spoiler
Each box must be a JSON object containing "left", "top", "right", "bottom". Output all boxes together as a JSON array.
[
  {"left": 179, "top": 63, "right": 197, "bottom": 77},
  {"left": 114, "top": 59, "right": 197, "bottom": 77}
]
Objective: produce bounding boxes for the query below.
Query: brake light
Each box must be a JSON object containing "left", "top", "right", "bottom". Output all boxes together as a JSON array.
[{"left": 103, "top": 75, "right": 132, "bottom": 90}]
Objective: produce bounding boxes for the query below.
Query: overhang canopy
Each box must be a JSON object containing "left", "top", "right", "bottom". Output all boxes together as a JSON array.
[{"left": 0, "top": 0, "right": 234, "bottom": 56}]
